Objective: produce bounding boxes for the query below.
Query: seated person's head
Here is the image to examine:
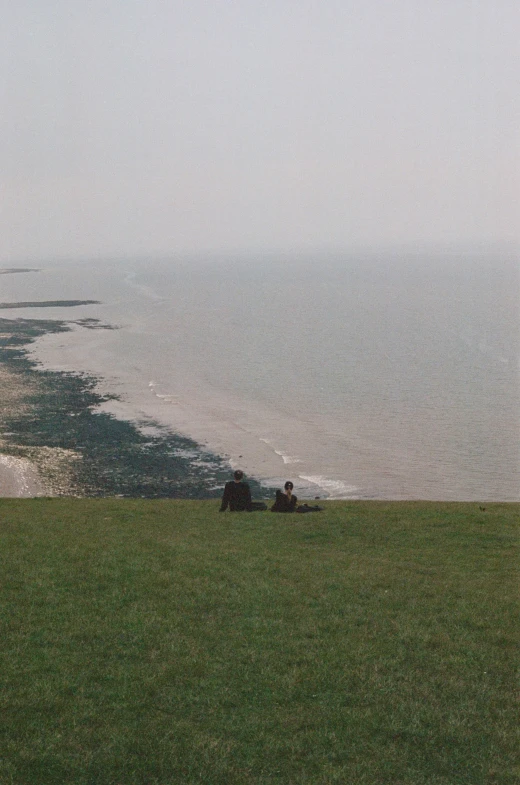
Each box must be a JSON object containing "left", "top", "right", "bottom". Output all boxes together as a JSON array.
[
  {"left": 234, "top": 470, "right": 244, "bottom": 482},
  {"left": 284, "top": 481, "right": 294, "bottom": 493}
]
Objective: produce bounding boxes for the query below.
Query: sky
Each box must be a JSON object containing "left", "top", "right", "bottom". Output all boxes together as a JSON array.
[{"left": 1, "top": 0, "right": 518, "bottom": 263}]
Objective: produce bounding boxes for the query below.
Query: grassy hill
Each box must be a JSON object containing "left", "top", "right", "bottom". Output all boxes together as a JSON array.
[{"left": 0, "top": 499, "right": 517, "bottom": 784}]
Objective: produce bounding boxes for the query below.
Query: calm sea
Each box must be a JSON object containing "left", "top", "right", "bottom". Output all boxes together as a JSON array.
[{"left": 3, "top": 250, "right": 519, "bottom": 500}]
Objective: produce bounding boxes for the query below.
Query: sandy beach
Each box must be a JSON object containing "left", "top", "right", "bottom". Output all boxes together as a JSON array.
[{"left": 0, "top": 315, "right": 252, "bottom": 500}]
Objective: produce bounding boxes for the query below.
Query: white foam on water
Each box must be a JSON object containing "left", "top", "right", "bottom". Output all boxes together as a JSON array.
[
  {"left": 259, "top": 438, "right": 302, "bottom": 466},
  {"left": 21, "top": 255, "right": 520, "bottom": 501},
  {"left": 124, "top": 271, "right": 167, "bottom": 302},
  {"left": 299, "top": 474, "right": 359, "bottom": 500},
  {"left": 148, "top": 381, "right": 179, "bottom": 404},
  {"left": 277, "top": 452, "right": 302, "bottom": 465}
]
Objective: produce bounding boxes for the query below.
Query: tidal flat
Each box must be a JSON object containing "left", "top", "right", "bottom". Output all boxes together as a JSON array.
[
  {"left": 0, "top": 317, "right": 267, "bottom": 499},
  {"left": 0, "top": 299, "right": 100, "bottom": 309}
]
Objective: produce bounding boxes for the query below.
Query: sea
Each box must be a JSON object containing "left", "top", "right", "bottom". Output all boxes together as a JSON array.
[{"left": 2, "top": 249, "right": 518, "bottom": 501}]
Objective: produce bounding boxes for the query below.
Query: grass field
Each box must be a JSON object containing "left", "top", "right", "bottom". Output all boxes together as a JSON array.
[{"left": 0, "top": 499, "right": 517, "bottom": 784}]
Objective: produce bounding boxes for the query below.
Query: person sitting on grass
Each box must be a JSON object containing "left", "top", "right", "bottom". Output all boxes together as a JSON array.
[
  {"left": 270, "top": 481, "right": 297, "bottom": 512},
  {"left": 219, "top": 470, "right": 253, "bottom": 512}
]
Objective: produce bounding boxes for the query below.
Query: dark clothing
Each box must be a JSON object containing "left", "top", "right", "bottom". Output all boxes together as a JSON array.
[
  {"left": 251, "top": 502, "right": 268, "bottom": 511},
  {"left": 220, "top": 480, "right": 253, "bottom": 512},
  {"left": 270, "top": 490, "right": 298, "bottom": 513}
]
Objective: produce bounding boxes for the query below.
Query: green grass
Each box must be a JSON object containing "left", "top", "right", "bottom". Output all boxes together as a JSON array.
[{"left": 0, "top": 500, "right": 517, "bottom": 784}]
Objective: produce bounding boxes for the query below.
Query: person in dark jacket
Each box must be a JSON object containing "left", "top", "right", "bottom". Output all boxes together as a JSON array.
[
  {"left": 270, "top": 481, "right": 297, "bottom": 512},
  {"left": 219, "top": 470, "right": 253, "bottom": 512}
]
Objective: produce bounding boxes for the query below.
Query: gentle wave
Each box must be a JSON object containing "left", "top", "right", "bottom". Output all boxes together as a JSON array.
[
  {"left": 149, "top": 381, "right": 177, "bottom": 402},
  {"left": 259, "top": 438, "right": 302, "bottom": 465},
  {"left": 26, "top": 255, "right": 518, "bottom": 501},
  {"left": 124, "top": 271, "right": 167, "bottom": 302},
  {"left": 299, "top": 474, "right": 359, "bottom": 499}
]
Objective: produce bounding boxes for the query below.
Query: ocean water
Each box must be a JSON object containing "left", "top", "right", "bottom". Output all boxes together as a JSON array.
[{"left": 2, "top": 250, "right": 519, "bottom": 500}]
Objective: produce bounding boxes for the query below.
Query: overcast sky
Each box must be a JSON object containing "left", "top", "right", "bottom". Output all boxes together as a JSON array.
[{"left": 1, "top": 0, "right": 518, "bottom": 262}]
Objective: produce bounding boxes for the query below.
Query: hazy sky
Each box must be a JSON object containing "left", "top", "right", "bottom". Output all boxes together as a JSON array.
[{"left": 1, "top": 0, "right": 518, "bottom": 262}]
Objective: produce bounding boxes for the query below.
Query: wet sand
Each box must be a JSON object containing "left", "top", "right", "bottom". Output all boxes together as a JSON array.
[
  {"left": 0, "top": 317, "right": 260, "bottom": 500},
  {"left": 0, "top": 454, "right": 43, "bottom": 497}
]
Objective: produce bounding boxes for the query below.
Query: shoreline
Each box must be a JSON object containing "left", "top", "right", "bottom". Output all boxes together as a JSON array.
[
  {"left": 28, "top": 324, "right": 362, "bottom": 501},
  {"left": 24, "top": 318, "right": 520, "bottom": 504},
  {"left": 0, "top": 315, "right": 272, "bottom": 500},
  {"left": 2, "top": 263, "right": 517, "bottom": 503},
  {"left": 0, "top": 454, "right": 44, "bottom": 497},
  {"left": 0, "top": 352, "right": 47, "bottom": 497}
]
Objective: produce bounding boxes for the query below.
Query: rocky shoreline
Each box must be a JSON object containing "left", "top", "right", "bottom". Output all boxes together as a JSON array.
[
  {"left": 0, "top": 318, "right": 88, "bottom": 496},
  {"left": 0, "top": 315, "right": 269, "bottom": 499},
  {"left": 0, "top": 454, "right": 43, "bottom": 497}
]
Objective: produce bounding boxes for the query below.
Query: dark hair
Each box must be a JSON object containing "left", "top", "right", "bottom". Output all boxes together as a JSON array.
[
  {"left": 284, "top": 481, "right": 294, "bottom": 491},
  {"left": 234, "top": 470, "right": 244, "bottom": 481}
]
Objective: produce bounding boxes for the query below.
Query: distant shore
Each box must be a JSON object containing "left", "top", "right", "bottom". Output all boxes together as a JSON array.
[{"left": 0, "top": 315, "right": 270, "bottom": 499}]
